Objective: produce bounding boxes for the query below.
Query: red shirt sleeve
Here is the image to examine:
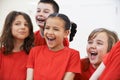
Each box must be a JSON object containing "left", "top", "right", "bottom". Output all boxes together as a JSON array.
[
  {"left": 34, "top": 30, "right": 46, "bottom": 46},
  {"left": 66, "top": 50, "right": 81, "bottom": 73},
  {"left": 26, "top": 47, "right": 36, "bottom": 68},
  {"left": 103, "top": 41, "right": 120, "bottom": 66},
  {"left": 100, "top": 41, "right": 120, "bottom": 80}
]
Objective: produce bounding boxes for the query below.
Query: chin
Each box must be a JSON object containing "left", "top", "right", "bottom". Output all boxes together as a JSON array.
[{"left": 90, "top": 59, "right": 97, "bottom": 64}]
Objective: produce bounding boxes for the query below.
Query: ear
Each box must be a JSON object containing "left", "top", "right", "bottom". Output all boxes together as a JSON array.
[{"left": 64, "top": 30, "right": 70, "bottom": 38}]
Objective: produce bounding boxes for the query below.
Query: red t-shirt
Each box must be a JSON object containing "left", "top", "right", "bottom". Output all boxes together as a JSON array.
[
  {"left": 74, "top": 58, "right": 96, "bottom": 80},
  {"left": 34, "top": 30, "right": 69, "bottom": 46},
  {"left": 27, "top": 45, "right": 81, "bottom": 80},
  {"left": 34, "top": 30, "right": 46, "bottom": 46},
  {"left": 99, "top": 41, "right": 120, "bottom": 80},
  {"left": 0, "top": 50, "right": 28, "bottom": 80}
]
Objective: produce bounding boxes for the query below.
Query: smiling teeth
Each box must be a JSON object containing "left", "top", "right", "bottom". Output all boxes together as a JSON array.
[
  {"left": 47, "top": 37, "right": 55, "bottom": 41},
  {"left": 91, "top": 52, "right": 97, "bottom": 56}
]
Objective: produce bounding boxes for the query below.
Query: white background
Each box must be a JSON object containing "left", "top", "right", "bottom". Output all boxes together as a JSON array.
[{"left": 0, "top": 0, "right": 120, "bottom": 58}]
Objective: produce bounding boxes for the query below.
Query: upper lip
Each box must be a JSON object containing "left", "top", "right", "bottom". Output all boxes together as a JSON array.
[
  {"left": 47, "top": 37, "right": 55, "bottom": 41},
  {"left": 90, "top": 51, "right": 98, "bottom": 56},
  {"left": 19, "top": 31, "right": 26, "bottom": 34},
  {"left": 36, "top": 16, "right": 45, "bottom": 21}
]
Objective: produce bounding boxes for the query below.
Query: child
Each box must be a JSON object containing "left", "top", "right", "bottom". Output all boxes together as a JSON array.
[
  {"left": 90, "top": 41, "right": 120, "bottom": 80},
  {"left": 34, "top": 0, "right": 77, "bottom": 46},
  {"left": 0, "top": 11, "right": 34, "bottom": 80},
  {"left": 26, "top": 13, "right": 81, "bottom": 80},
  {"left": 74, "top": 28, "right": 119, "bottom": 80}
]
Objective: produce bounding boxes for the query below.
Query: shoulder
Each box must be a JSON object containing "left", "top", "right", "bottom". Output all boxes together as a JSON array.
[
  {"left": 31, "top": 45, "right": 46, "bottom": 50},
  {"left": 81, "top": 58, "right": 90, "bottom": 72},
  {"left": 30, "top": 45, "right": 47, "bottom": 53},
  {"left": 29, "top": 45, "right": 47, "bottom": 57},
  {"left": 67, "top": 47, "right": 79, "bottom": 53},
  {"left": 81, "top": 58, "right": 89, "bottom": 63},
  {"left": 64, "top": 47, "right": 80, "bottom": 58}
]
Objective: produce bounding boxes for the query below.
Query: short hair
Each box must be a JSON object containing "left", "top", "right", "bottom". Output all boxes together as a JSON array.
[{"left": 38, "top": 0, "right": 59, "bottom": 13}]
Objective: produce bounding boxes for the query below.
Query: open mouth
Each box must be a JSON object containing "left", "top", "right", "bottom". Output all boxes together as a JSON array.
[
  {"left": 47, "top": 37, "right": 56, "bottom": 41},
  {"left": 89, "top": 52, "right": 98, "bottom": 60},
  {"left": 36, "top": 16, "right": 46, "bottom": 23},
  {"left": 37, "top": 18, "right": 45, "bottom": 22},
  {"left": 91, "top": 52, "right": 97, "bottom": 56}
]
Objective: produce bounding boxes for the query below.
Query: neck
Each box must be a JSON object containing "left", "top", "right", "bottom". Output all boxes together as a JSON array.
[
  {"left": 48, "top": 44, "right": 65, "bottom": 52},
  {"left": 39, "top": 27, "right": 44, "bottom": 37},
  {"left": 92, "top": 63, "right": 101, "bottom": 69},
  {"left": 12, "top": 39, "right": 24, "bottom": 52}
]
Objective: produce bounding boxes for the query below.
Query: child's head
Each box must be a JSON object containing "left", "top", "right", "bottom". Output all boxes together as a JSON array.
[
  {"left": 44, "top": 13, "right": 71, "bottom": 51},
  {"left": 36, "top": 0, "right": 59, "bottom": 28},
  {"left": 0, "top": 11, "right": 34, "bottom": 54},
  {"left": 87, "top": 28, "right": 119, "bottom": 68}
]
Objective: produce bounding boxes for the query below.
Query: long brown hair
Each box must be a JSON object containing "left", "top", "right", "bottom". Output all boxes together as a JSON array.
[{"left": 0, "top": 11, "right": 34, "bottom": 55}]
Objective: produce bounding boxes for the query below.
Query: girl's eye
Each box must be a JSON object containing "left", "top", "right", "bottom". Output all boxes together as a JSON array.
[
  {"left": 88, "top": 40, "right": 93, "bottom": 44},
  {"left": 15, "top": 23, "right": 20, "bottom": 25},
  {"left": 54, "top": 28, "right": 59, "bottom": 31},
  {"left": 44, "top": 26, "right": 49, "bottom": 29},
  {"left": 97, "top": 42, "right": 103, "bottom": 45},
  {"left": 24, "top": 23, "right": 28, "bottom": 26},
  {"left": 37, "top": 9, "right": 41, "bottom": 13}
]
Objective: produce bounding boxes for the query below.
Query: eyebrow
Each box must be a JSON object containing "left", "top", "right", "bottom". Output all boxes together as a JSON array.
[
  {"left": 37, "top": 8, "right": 50, "bottom": 11},
  {"left": 97, "top": 40, "right": 104, "bottom": 43}
]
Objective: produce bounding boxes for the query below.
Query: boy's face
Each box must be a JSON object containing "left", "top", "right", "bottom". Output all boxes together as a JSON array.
[{"left": 35, "top": 3, "right": 54, "bottom": 28}]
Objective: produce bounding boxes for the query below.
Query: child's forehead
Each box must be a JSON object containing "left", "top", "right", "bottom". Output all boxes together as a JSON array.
[
  {"left": 46, "top": 17, "right": 65, "bottom": 27},
  {"left": 37, "top": 3, "right": 54, "bottom": 11},
  {"left": 38, "top": 2, "right": 53, "bottom": 8},
  {"left": 47, "top": 17, "right": 64, "bottom": 22}
]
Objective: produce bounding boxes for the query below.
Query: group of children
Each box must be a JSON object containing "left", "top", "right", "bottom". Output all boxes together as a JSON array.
[{"left": 0, "top": 0, "right": 120, "bottom": 80}]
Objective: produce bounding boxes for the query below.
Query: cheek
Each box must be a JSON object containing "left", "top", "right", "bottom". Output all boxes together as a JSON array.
[
  {"left": 43, "top": 30, "right": 47, "bottom": 36},
  {"left": 11, "top": 27, "right": 16, "bottom": 35},
  {"left": 35, "top": 15, "right": 37, "bottom": 19},
  {"left": 35, "top": 12, "right": 39, "bottom": 16},
  {"left": 46, "top": 12, "right": 54, "bottom": 17},
  {"left": 98, "top": 47, "right": 108, "bottom": 57},
  {"left": 46, "top": 14, "right": 51, "bottom": 18},
  {"left": 26, "top": 29, "right": 30, "bottom": 36}
]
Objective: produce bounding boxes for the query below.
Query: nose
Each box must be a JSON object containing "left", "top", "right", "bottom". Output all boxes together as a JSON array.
[
  {"left": 21, "top": 24, "right": 26, "bottom": 29},
  {"left": 46, "top": 28, "right": 54, "bottom": 35},
  {"left": 37, "top": 11, "right": 44, "bottom": 17}
]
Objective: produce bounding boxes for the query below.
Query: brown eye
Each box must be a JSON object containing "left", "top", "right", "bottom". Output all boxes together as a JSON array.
[
  {"left": 15, "top": 22, "right": 20, "bottom": 26},
  {"left": 44, "top": 26, "right": 49, "bottom": 30},
  {"left": 88, "top": 40, "right": 93, "bottom": 44},
  {"left": 97, "top": 42, "right": 103, "bottom": 45},
  {"left": 24, "top": 23, "right": 28, "bottom": 27}
]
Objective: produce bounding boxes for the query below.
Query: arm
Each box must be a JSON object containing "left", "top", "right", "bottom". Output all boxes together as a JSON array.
[
  {"left": 63, "top": 72, "right": 75, "bottom": 80},
  {"left": 26, "top": 68, "right": 34, "bottom": 80},
  {"left": 89, "top": 62, "right": 105, "bottom": 80}
]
